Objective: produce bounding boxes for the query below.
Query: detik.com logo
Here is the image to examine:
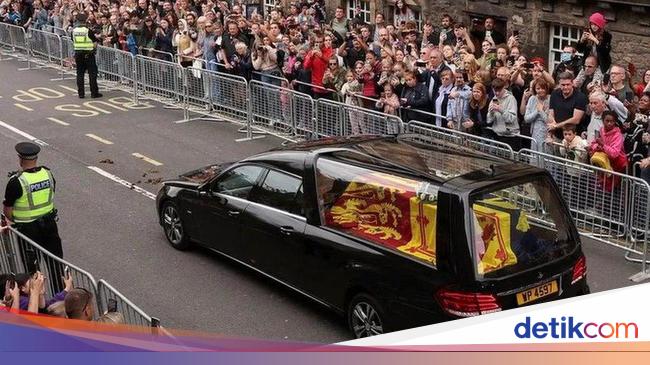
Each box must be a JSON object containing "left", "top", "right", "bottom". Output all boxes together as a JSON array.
[{"left": 514, "top": 316, "right": 638, "bottom": 339}]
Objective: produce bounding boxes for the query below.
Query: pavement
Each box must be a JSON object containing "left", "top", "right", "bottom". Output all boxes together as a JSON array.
[{"left": 0, "top": 57, "right": 644, "bottom": 343}]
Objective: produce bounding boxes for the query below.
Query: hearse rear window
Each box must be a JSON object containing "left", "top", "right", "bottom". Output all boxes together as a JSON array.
[{"left": 316, "top": 158, "right": 439, "bottom": 265}]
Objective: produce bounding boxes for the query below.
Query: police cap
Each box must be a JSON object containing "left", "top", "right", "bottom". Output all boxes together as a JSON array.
[{"left": 15, "top": 142, "right": 41, "bottom": 160}]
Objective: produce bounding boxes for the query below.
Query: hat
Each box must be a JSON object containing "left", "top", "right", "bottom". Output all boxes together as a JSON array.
[
  {"left": 15, "top": 142, "right": 40, "bottom": 160},
  {"left": 590, "top": 152, "right": 612, "bottom": 172},
  {"left": 589, "top": 12, "right": 606, "bottom": 29}
]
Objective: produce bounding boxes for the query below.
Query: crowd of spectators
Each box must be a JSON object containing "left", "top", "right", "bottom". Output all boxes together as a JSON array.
[{"left": 2, "top": 0, "right": 650, "bottom": 184}]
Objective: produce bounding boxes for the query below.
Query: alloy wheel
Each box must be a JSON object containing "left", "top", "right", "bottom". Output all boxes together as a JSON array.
[
  {"left": 350, "top": 301, "right": 384, "bottom": 338},
  {"left": 162, "top": 205, "right": 183, "bottom": 245}
]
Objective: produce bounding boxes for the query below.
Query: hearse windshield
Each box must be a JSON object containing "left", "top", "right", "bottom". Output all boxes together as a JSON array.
[{"left": 469, "top": 177, "right": 577, "bottom": 279}]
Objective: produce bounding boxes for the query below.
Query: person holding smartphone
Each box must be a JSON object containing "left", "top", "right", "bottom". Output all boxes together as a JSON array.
[
  {"left": 577, "top": 12, "right": 612, "bottom": 74},
  {"left": 487, "top": 78, "right": 521, "bottom": 149}
]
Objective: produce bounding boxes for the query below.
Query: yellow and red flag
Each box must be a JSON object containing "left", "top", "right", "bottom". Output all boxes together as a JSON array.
[{"left": 325, "top": 172, "right": 437, "bottom": 264}]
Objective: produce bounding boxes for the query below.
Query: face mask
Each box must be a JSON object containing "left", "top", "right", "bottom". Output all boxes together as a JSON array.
[{"left": 560, "top": 52, "right": 572, "bottom": 63}]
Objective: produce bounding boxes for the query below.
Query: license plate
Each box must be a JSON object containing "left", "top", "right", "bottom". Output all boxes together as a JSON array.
[{"left": 516, "top": 281, "right": 558, "bottom": 305}]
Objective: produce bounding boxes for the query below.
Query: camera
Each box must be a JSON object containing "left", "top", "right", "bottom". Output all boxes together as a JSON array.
[
  {"left": 603, "top": 73, "right": 611, "bottom": 85},
  {"left": 415, "top": 60, "right": 426, "bottom": 68},
  {"left": 522, "top": 62, "right": 535, "bottom": 69}
]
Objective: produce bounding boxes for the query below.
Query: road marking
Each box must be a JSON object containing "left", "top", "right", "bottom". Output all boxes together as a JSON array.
[
  {"left": 0, "top": 120, "right": 48, "bottom": 146},
  {"left": 87, "top": 166, "right": 156, "bottom": 200},
  {"left": 132, "top": 153, "right": 163, "bottom": 166},
  {"left": 85, "top": 133, "right": 114, "bottom": 145},
  {"left": 47, "top": 117, "right": 70, "bottom": 126},
  {"left": 58, "top": 85, "right": 78, "bottom": 93},
  {"left": 14, "top": 103, "right": 33, "bottom": 111}
]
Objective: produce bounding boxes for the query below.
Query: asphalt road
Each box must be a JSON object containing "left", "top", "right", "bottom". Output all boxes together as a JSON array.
[{"left": 0, "top": 57, "right": 644, "bottom": 343}]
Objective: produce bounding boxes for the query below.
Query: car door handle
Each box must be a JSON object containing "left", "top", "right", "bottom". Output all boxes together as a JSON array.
[
  {"left": 227, "top": 210, "right": 240, "bottom": 218},
  {"left": 279, "top": 226, "right": 294, "bottom": 235}
]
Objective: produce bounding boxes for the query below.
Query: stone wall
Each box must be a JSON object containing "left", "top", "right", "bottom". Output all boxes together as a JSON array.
[{"left": 316, "top": 0, "right": 650, "bottom": 76}]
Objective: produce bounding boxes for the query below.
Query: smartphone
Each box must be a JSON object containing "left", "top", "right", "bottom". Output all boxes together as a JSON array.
[
  {"left": 603, "top": 73, "right": 611, "bottom": 85},
  {"left": 64, "top": 265, "right": 70, "bottom": 276},
  {"left": 513, "top": 30, "right": 519, "bottom": 37},
  {"left": 107, "top": 298, "right": 118, "bottom": 313}
]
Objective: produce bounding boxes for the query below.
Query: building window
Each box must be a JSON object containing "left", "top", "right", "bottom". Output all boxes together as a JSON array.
[
  {"left": 548, "top": 24, "right": 583, "bottom": 72},
  {"left": 264, "top": 0, "right": 276, "bottom": 16},
  {"left": 388, "top": 4, "right": 423, "bottom": 31},
  {"left": 414, "top": 9, "right": 422, "bottom": 31},
  {"left": 347, "top": 0, "right": 371, "bottom": 23}
]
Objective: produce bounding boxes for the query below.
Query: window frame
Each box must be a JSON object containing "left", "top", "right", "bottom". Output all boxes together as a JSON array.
[
  {"left": 547, "top": 24, "right": 584, "bottom": 73},
  {"left": 263, "top": 0, "right": 276, "bottom": 17},
  {"left": 210, "top": 164, "right": 266, "bottom": 200},
  {"left": 347, "top": 0, "right": 371, "bottom": 24}
]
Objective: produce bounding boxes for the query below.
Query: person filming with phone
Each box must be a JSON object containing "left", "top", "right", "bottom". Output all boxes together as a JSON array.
[{"left": 577, "top": 12, "right": 612, "bottom": 74}]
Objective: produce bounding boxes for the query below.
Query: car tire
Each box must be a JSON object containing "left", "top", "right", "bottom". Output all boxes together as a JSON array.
[
  {"left": 347, "top": 293, "right": 389, "bottom": 339},
  {"left": 161, "top": 201, "right": 191, "bottom": 250}
]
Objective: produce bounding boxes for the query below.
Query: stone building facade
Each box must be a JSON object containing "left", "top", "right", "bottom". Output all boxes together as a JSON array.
[{"left": 260, "top": 0, "right": 650, "bottom": 75}]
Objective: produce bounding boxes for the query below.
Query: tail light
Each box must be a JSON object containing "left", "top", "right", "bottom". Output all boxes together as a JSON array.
[
  {"left": 436, "top": 288, "right": 502, "bottom": 317},
  {"left": 571, "top": 255, "right": 587, "bottom": 284}
]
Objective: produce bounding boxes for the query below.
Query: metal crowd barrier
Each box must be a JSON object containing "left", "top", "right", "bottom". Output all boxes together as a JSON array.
[
  {"left": 140, "top": 47, "right": 174, "bottom": 62},
  {"left": 515, "top": 149, "right": 650, "bottom": 282},
  {"left": 135, "top": 55, "right": 183, "bottom": 107},
  {"left": 96, "top": 45, "right": 136, "bottom": 99},
  {"left": 181, "top": 66, "right": 250, "bottom": 124},
  {"left": 27, "top": 28, "right": 66, "bottom": 78},
  {"left": 404, "top": 111, "right": 515, "bottom": 160},
  {"left": 316, "top": 97, "right": 403, "bottom": 137},
  {"left": 291, "top": 79, "right": 342, "bottom": 102},
  {"left": 0, "top": 226, "right": 100, "bottom": 317},
  {"left": 0, "top": 225, "right": 166, "bottom": 327},
  {"left": 96, "top": 279, "right": 159, "bottom": 328},
  {"left": 248, "top": 80, "right": 300, "bottom": 140}
]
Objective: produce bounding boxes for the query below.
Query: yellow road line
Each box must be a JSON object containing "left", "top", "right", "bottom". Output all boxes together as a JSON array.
[
  {"left": 85, "top": 133, "right": 114, "bottom": 145},
  {"left": 58, "top": 85, "right": 78, "bottom": 93},
  {"left": 132, "top": 153, "right": 163, "bottom": 166},
  {"left": 14, "top": 103, "right": 33, "bottom": 111},
  {"left": 47, "top": 117, "right": 70, "bottom": 126}
]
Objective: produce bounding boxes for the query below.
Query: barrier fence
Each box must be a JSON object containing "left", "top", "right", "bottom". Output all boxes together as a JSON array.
[
  {"left": 2, "top": 24, "right": 648, "bottom": 282},
  {"left": 0, "top": 225, "right": 162, "bottom": 328}
]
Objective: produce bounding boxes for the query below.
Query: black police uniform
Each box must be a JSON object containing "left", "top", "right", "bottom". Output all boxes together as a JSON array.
[
  {"left": 3, "top": 142, "right": 63, "bottom": 279},
  {"left": 74, "top": 26, "right": 102, "bottom": 99}
]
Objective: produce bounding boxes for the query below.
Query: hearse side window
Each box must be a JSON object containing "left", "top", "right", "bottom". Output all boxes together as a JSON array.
[
  {"left": 212, "top": 165, "right": 265, "bottom": 199},
  {"left": 250, "top": 169, "right": 304, "bottom": 216},
  {"left": 316, "top": 158, "right": 439, "bottom": 265}
]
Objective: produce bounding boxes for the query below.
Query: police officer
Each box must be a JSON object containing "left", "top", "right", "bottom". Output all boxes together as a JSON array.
[
  {"left": 72, "top": 13, "right": 102, "bottom": 99},
  {"left": 3, "top": 142, "right": 63, "bottom": 275}
]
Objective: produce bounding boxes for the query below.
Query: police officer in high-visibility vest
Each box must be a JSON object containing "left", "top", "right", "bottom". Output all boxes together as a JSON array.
[
  {"left": 2, "top": 142, "right": 63, "bottom": 274},
  {"left": 72, "top": 13, "right": 102, "bottom": 99}
]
